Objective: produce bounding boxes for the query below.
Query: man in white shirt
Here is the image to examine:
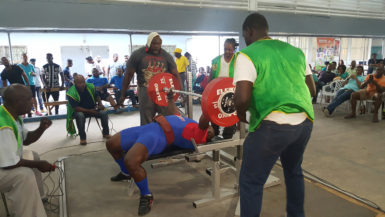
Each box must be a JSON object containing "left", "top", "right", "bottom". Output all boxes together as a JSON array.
[
  {"left": 85, "top": 56, "right": 103, "bottom": 77},
  {"left": 0, "top": 84, "right": 55, "bottom": 217},
  {"left": 107, "top": 53, "right": 122, "bottom": 80}
]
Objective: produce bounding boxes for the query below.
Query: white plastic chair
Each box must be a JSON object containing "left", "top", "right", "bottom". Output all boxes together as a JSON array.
[{"left": 319, "top": 80, "right": 345, "bottom": 105}]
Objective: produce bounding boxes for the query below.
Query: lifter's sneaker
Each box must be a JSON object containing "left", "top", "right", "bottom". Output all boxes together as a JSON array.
[
  {"left": 138, "top": 194, "right": 153, "bottom": 216},
  {"left": 110, "top": 172, "right": 131, "bottom": 182}
]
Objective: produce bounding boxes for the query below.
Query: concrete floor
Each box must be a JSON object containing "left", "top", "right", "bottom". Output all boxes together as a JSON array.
[
  {"left": 1, "top": 104, "right": 385, "bottom": 216},
  {"left": 63, "top": 151, "right": 377, "bottom": 217}
]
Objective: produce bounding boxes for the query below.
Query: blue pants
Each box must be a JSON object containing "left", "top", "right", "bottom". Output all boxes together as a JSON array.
[
  {"left": 73, "top": 111, "right": 109, "bottom": 140},
  {"left": 240, "top": 119, "right": 313, "bottom": 217},
  {"left": 35, "top": 87, "right": 44, "bottom": 110},
  {"left": 326, "top": 89, "right": 353, "bottom": 114}
]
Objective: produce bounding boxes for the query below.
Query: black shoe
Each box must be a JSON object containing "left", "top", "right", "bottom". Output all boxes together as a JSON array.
[
  {"left": 42, "top": 197, "right": 48, "bottom": 204},
  {"left": 138, "top": 194, "right": 153, "bottom": 216},
  {"left": 110, "top": 172, "right": 131, "bottom": 182}
]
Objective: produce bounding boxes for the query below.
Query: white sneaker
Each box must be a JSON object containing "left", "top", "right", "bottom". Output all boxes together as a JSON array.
[{"left": 323, "top": 108, "right": 331, "bottom": 117}]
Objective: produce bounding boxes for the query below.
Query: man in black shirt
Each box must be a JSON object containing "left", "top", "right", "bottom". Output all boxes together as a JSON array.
[
  {"left": 120, "top": 32, "right": 181, "bottom": 125},
  {"left": 1, "top": 57, "right": 29, "bottom": 87},
  {"left": 67, "top": 75, "right": 110, "bottom": 145},
  {"left": 41, "top": 53, "right": 64, "bottom": 115}
]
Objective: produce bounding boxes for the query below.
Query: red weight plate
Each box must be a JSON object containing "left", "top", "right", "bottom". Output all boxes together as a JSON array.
[
  {"left": 201, "top": 77, "right": 239, "bottom": 127},
  {"left": 147, "top": 73, "right": 181, "bottom": 106}
]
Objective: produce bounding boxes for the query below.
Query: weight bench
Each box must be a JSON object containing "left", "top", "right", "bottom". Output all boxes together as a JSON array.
[{"left": 149, "top": 146, "right": 194, "bottom": 168}]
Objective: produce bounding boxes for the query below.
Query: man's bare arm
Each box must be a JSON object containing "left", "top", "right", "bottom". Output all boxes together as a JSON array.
[
  {"left": 22, "top": 70, "right": 30, "bottom": 86},
  {"left": 235, "top": 81, "right": 253, "bottom": 123},
  {"left": 305, "top": 74, "right": 316, "bottom": 97}
]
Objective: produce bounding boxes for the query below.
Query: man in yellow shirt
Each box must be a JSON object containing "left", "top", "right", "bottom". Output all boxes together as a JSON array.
[{"left": 174, "top": 48, "right": 189, "bottom": 90}]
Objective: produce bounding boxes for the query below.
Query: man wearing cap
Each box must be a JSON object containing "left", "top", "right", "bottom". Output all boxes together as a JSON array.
[
  {"left": 85, "top": 56, "right": 102, "bottom": 77},
  {"left": 120, "top": 32, "right": 181, "bottom": 125},
  {"left": 174, "top": 48, "right": 189, "bottom": 91}
]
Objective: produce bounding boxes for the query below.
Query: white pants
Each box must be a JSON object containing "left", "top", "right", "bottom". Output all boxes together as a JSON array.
[{"left": 0, "top": 150, "right": 47, "bottom": 217}]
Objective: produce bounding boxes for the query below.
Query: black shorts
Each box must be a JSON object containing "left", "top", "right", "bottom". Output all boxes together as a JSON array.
[
  {"left": 29, "top": 85, "right": 36, "bottom": 97},
  {"left": 97, "top": 90, "right": 110, "bottom": 101}
]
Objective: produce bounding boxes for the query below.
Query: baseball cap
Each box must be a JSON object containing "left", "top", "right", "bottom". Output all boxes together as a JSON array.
[{"left": 174, "top": 48, "right": 182, "bottom": 53}]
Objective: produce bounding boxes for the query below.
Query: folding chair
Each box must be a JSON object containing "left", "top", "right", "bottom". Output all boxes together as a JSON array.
[{"left": 86, "top": 116, "right": 102, "bottom": 133}]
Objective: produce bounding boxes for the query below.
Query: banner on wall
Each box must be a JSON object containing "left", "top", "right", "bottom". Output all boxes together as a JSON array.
[{"left": 316, "top": 37, "right": 340, "bottom": 68}]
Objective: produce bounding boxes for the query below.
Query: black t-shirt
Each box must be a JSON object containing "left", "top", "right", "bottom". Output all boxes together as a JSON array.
[
  {"left": 127, "top": 47, "right": 177, "bottom": 87},
  {"left": 68, "top": 88, "right": 96, "bottom": 110},
  {"left": 42, "top": 63, "right": 62, "bottom": 88},
  {"left": 1, "top": 65, "right": 25, "bottom": 85}
]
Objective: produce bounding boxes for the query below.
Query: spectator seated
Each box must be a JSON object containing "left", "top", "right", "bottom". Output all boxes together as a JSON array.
[
  {"left": 67, "top": 75, "right": 111, "bottom": 145},
  {"left": 86, "top": 68, "right": 119, "bottom": 110},
  {"left": 109, "top": 68, "right": 138, "bottom": 108},
  {"left": 313, "top": 64, "right": 336, "bottom": 103},
  {"left": 345, "top": 67, "right": 385, "bottom": 122},
  {"left": 323, "top": 66, "right": 366, "bottom": 116}
]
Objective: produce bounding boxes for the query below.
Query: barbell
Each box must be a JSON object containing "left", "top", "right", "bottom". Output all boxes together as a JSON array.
[{"left": 147, "top": 73, "right": 239, "bottom": 127}]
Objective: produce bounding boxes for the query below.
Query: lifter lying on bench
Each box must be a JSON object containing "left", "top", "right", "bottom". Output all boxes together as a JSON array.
[{"left": 106, "top": 90, "right": 215, "bottom": 216}]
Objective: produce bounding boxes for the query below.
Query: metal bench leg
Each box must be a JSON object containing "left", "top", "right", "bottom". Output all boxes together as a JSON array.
[{"left": 1, "top": 193, "right": 10, "bottom": 217}]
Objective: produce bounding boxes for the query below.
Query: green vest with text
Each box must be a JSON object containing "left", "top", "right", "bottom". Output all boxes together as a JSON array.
[
  {"left": 240, "top": 39, "right": 314, "bottom": 132},
  {"left": 0, "top": 105, "right": 22, "bottom": 149},
  {"left": 66, "top": 83, "right": 95, "bottom": 135},
  {"left": 211, "top": 54, "right": 237, "bottom": 79}
]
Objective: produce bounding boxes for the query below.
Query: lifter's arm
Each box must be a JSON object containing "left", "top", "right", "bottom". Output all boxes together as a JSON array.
[{"left": 164, "top": 90, "right": 180, "bottom": 116}]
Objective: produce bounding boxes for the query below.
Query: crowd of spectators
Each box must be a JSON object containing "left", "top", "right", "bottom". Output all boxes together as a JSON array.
[{"left": 312, "top": 54, "right": 385, "bottom": 123}]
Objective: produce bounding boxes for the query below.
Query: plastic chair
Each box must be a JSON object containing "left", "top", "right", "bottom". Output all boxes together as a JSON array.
[{"left": 319, "top": 80, "right": 345, "bottom": 105}]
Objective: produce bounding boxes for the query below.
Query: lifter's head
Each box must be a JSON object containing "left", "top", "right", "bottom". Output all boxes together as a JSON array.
[
  {"left": 206, "top": 125, "right": 215, "bottom": 142},
  {"left": 242, "top": 13, "right": 269, "bottom": 46},
  {"left": 3, "top": 84, "right": 33, "bottom": 116}
]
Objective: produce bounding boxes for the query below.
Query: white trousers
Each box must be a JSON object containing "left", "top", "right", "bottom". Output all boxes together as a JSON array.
[{"left": 0, "top": 150, "right": 47, "bottom": 217}]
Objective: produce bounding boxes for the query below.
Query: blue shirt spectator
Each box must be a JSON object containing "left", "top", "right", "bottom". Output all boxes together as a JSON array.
[
  {"left": 63, "top": 59, "right": 73, "bottom": 87},
  {"left": 110, "top": 75, "right": 123, "bottom": 90},
  {"left": 342, "top": 75, "right": 365, "bottom": 92},
  {"left": 87, "top": 76, "right": 108, "bottom": 89}
]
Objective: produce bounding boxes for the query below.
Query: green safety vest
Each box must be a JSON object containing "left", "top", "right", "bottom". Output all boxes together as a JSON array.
[
  {"left": 0, "top": 105, "right": 22, "bottom": 149},
  {"left": 211, "top": 54, "right": 237, "bottom": 79},
  {"left": 66, "top": 83, "right": 95, "bottom": 135},
  {"left": 239, "top": 39, "right": 314, "bottom": 132}
]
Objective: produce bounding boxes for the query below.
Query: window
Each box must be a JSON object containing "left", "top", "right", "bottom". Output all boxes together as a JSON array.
[
  {"left": 0, "top": 33, "right": 9, "bottom": 73},
  {"left": 9, "top": 32, "right": 130, "bottom": 77}
]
